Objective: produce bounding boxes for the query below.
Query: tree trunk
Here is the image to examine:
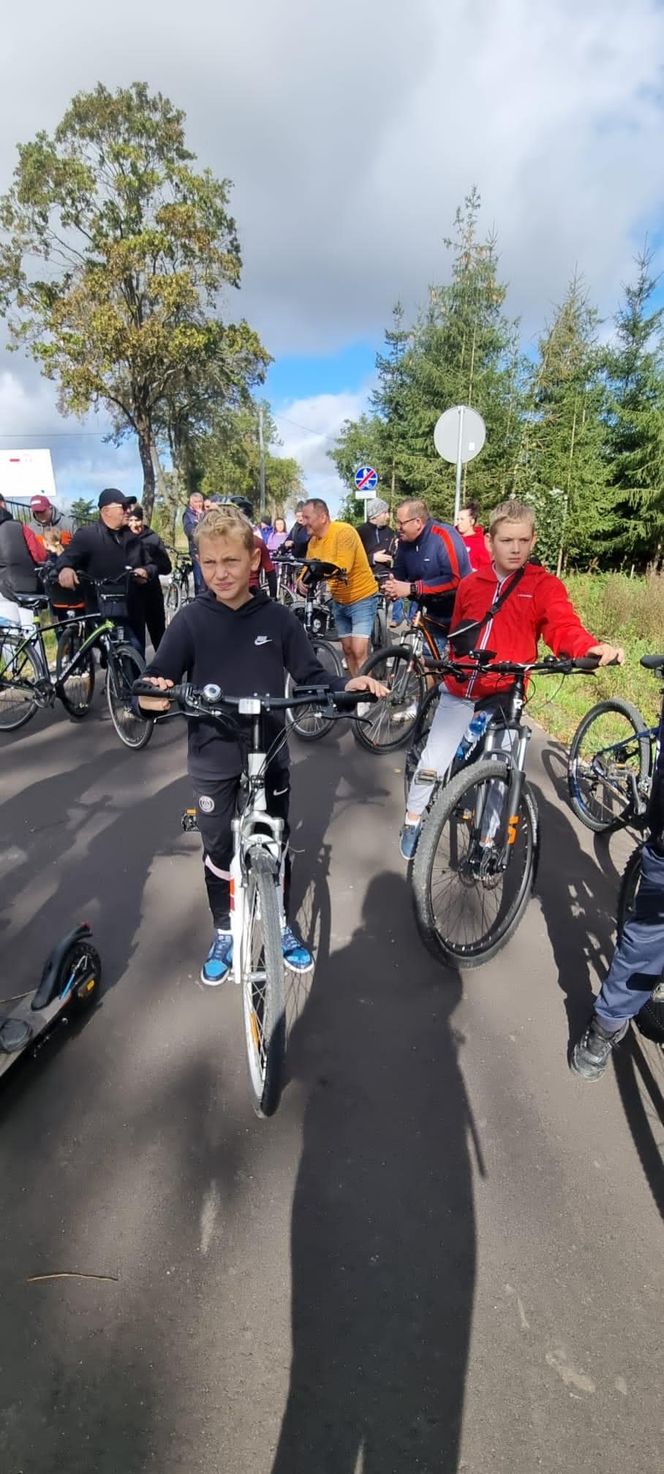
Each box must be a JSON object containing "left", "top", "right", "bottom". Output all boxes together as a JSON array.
[{"left": 137, "top": 427, "right": 156, "bottom": 521}]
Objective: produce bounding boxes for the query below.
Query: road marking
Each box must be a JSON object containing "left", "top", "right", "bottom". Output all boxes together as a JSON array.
[{"left": 200, "top": 1181, "right": 221, "bottom": 1256}]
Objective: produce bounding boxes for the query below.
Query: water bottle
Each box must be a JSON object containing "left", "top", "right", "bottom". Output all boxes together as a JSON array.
[{"left": 455, "top": 709, "right": 489, "bottom": 762}]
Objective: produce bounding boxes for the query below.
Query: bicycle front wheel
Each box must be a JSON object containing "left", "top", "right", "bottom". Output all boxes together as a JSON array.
[
  {"left": 56, "top": 624, "right": 95, "bottom": 720},
  {"left": 0, "top": 632, "right": 40, "bottom": 731},
  {"left": 286, "top": 637, "right": 343, "bottom": 741},
  {"left": 403, "top": 683, "right": 439, "bottom": 804},
  {"left": 617, "top": 845, "right": 664, "bottom": 1042},
  {"left": 567, "top": 699, "right": 650, "bottom": 832},
  {"left": 242, "top": 850, "right": 286, "bottom": 1117},
  {"left": 106, "top": 644, "right": 154, "bottom": 749},
  {"left": 410, "top": 757, "right": 539, "bottom": 968},
  {"left": 353, "top": 644, "right": 425, "bottom": 754}
]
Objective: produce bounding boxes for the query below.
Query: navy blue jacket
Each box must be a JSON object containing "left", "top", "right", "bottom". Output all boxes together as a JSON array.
[{"left": 393, "top": 518, "right": 471, "bottom": 629}]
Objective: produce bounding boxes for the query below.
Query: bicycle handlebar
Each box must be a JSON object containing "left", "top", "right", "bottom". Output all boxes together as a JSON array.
[
  {"left": 274, "top": 556, "right": 348, "bottom": 583},
  {"left": 131, "top": 679, "right": 377, "bottom": 717},
  {"left": 423, "top": 651, "right": 618, "bottom": 679}
]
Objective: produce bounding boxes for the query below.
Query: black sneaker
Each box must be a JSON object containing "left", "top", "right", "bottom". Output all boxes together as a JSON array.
[{"left": 570, "top": 1014, "right": 629, "bottom": 1081}]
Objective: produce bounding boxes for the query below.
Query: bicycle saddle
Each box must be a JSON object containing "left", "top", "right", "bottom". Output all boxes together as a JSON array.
[{"left": 641, "top": 654, "right": 664, "bottom": 670}]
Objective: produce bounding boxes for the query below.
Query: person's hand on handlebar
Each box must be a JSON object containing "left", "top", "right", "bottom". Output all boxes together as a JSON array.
[
  {"left": 587, "top": 642, "right": 625, "bottom": 666},
  {"left": 58, "top": 567, "right": 80, "bottom": 590},
  {"left": 345, "top": 675, "right": 389, "bottom": 697},
  {"left": 137, "top": 675, "right": 174, "bottom": 712},
  {"left": 133, "top": 567, "right": 149, "bottom": 583}
]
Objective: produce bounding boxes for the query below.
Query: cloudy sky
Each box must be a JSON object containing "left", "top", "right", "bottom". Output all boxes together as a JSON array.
[{"left": 1, "top": 0, "right": 664, "bottom": 508}]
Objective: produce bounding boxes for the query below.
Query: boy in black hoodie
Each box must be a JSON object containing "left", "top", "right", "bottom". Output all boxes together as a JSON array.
[{"left": 139, "top": 506, "right": 384, "bottom": 984}]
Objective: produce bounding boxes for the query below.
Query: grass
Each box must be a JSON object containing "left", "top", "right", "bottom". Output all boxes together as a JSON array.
[{"left": 527, "top": 573, "right": 663, "bottom": 745}]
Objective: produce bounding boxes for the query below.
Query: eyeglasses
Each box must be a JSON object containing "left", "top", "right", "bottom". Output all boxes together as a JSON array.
[{"left": 396, "top": 516, "right": 419, "bottom": 530}]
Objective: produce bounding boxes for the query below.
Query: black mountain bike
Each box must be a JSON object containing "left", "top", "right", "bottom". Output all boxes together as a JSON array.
[
  {"left": 0, "top": 572, "right": 153, "bottom": 749},
  {"left": 408, "top": 651, "right": 604, "bottom": 968},
  {"left": 165, "top": 550, "right": 194, "bottom": 622},
  {"left": 281, "top": 558, "right": 345, "bottom": 742},
  {"left": 567, "top": 683, "right": 658, "bottom": 833}
]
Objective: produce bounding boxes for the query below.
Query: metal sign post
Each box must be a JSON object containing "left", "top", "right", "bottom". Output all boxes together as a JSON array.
[{"left": 433, "top": 406, "right": 486, "bottom": 522}]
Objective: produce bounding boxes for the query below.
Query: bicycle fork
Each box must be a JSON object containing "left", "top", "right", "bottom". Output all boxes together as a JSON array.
[{"left": 477, "top": 725, "right": 531, "bottom": 858}]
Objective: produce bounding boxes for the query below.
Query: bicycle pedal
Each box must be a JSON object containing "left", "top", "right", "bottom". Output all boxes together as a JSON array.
[{"left": 181, "top": 808, "right": 199, "bottom": 832}]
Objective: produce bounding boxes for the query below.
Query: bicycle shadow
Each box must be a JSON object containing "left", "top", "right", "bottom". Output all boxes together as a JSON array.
[
  {"left": 612, "top": 1029, "right": 664, "bottom": 1218},
  {"left": 271, "top": 861, "right": 478, "bottom": 1474}
]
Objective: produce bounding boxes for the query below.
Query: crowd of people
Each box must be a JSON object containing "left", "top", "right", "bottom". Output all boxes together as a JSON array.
[{"left": 1, "top": 481, "right": 660, "bottom": 1082}]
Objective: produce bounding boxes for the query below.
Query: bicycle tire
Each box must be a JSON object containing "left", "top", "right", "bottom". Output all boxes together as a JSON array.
[
  {"left": 56, "top": 624, "right": 95, "bottom": 721},
  {"left": 403, "top": 684, "right": 440, "bottom": 804},
  {"left": 616, "top": 844, "right": 664, "bottom": 1043},
  {"left": 0, "top": 633, "right": 40, "bottom": 731},
  {"left": 165, "top": 578, "right": 182, "bottom": 623},
  {"left": 242, "top": 849, "right": 286, "bottom": 1117},
  {"left": 353, "top": 644, "right": 426, "bottom": 754},
  {"left": 410, "top": 757, "right": 539, "bottom": 968},
  {"left": 371, "top": 603, "right": 388, "bottom": 652},
  {"left": 286, "top": 637, "right": 343, "bottom": 742},
  {"left": 567, "top": 698, "right": 650, "bottom": 832},
  {"left": 106, "top": 644, "right": 154, "bottom": 750}
]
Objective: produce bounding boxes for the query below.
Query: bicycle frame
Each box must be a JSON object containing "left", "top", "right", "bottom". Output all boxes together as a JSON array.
[
  {"left": 586, "top": 726, "right": 658, "bottom": 820},
  {"left": 230, "top": 714, "right": 285, "bottom": 987}
]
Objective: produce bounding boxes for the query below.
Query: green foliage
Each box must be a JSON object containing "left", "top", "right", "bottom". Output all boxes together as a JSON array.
[
  {"left": 0, "top": 82, "right": 268, "bottom": 517},
  {"left": 602, "top": 249, "right": 664, "bottom": 563},
  {"left": 515, "top": 274, "right": 612, "bottom": 569},
  {"left": 197, "top": 401, "right": 304, "bottom": 515},
  {"left": 69, "top": 496, "right": 96, "bottom": 525}
]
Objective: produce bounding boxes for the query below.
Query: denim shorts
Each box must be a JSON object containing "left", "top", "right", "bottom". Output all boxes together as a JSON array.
[{"left": 331, "top": 593, "right": 378, "bottom": 638}]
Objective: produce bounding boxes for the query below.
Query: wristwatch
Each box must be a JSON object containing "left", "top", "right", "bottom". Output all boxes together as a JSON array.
[{"left": 410, "top": 582, "right": 418, "bottom": 597}]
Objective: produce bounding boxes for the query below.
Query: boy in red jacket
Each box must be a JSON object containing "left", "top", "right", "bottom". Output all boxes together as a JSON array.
[{"left": 399, "top": 499, "right": 623, "bottom": 859}]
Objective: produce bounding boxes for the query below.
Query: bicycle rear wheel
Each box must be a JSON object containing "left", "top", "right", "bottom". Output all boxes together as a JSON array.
[
  {"left": 410, "top": 757, "right": 539, "bottom": 968},
  {"left": 242, "top": 850, "right": 286, "bottom": 1117},
  {"left": 617, "top": 845, "right": 664, "bottom": 1042},
  {"left": 56, "top": 623, "right": 95, "bottom": 720},
  {"left": 286, "top": 637, "right": 343, "bottom": 741},
  {"left": 567, "top": 699, "right": 650, "bottom": 832},
  {"left": 165, "top": 578, "right": 182, "bottom": 623},
  {"left": 353, "top": 644, "right": 425, "bottom": 754},
  {"left": 0, "top": 632, "right": 40, "bottom": 731},
  {"left": 106, "top": 644, "right": 154, "bottom": 749}
]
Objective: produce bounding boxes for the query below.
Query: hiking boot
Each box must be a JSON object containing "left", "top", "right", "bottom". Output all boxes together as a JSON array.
[
  {"left": 570, "top": 1014, "right": 629, "bottom": 1081},
  {"left": 201, "top": 930, "right": 233, "bottom": 986},
  {"left": 282, "top": 924, "right": 314, "bottom": 973}
]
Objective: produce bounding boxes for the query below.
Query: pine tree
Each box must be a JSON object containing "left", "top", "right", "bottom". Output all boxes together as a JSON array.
[
  {"left": 516, "top": 275, "right": 610, "bottom": 570},
  {"left": 603, "top": 248, "right": 664, "bottom": 566}
]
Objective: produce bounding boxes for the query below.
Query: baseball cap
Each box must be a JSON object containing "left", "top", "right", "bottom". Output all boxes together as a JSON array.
[
  {"left": 30, "top": 494, "right": 52, "bottom": 513},
  {"left": 98, "top": 488, "right": 129, "bottom": 509},
  {"left": 367, "top": 497, "right": 389, "bottom": 519}
]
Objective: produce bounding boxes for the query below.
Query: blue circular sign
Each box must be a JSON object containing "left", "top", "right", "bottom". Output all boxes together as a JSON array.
[{"left": 354, "top": 465, "right": 379, "bottom": 492}]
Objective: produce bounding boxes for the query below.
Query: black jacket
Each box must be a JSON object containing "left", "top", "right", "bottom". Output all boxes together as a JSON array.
[
  {"left": 0, "top": 516, "right": 40, "bottom": 599},
  {"left": 358, "top": 521, "right": 395, "bottom": 568},
  {"left": 56, "top": 521, "right": 155, "bottom": 582},
  {"left": 134, "top": 526, "right": 172, "bottom": 578},
  {"left": 145, "top": 589, "right": 346, "bottom": 778},
  {"left": 284, "top": 521, "right": 309, "bottom": 557}
]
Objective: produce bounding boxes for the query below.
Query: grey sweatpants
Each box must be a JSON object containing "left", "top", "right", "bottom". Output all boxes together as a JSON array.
[{"left": 406, "top": 688, "right": 515, "bottom": 820}]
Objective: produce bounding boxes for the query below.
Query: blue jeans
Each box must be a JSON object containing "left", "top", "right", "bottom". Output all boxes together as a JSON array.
[
  {"left": 391, "top": 598, "right": 416, "bottom": 625},
  {"left": 595, "top": 841, "right": 664, "bottom": 1024}
]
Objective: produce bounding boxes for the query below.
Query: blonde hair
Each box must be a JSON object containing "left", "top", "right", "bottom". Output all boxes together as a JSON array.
[
  {"left": 194, "top": 506, "right": 255, "bottom": 554},
  {"left": 488, "top": 499, "right": 536, "bottom": 536}
]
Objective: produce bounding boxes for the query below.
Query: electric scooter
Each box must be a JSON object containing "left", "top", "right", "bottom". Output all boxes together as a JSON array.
[{"left": 0, "top": 923, "right": 101, "bottom": 1079}]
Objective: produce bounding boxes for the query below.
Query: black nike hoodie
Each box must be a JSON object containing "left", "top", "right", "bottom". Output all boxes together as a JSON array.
[{"left": 145, "top": 588, "right": 346, "bottom": 778}]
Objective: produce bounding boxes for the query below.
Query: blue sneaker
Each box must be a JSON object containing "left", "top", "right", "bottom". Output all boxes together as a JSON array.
[
  {"left": 399, "top": 821, "right": 420, "bottom": 861},
  {"left": 201, "top": 930, "right": 233, "bottom": 986},
  {"left": 282, "top": 924, "right": 314, "bottom": 973}
]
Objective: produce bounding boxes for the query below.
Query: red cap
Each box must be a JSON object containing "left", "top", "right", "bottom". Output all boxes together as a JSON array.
[{"left": 30, "top": 494, "right": 52, "bottom": 513}]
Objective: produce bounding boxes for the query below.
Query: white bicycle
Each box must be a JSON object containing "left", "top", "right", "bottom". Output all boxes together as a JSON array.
[{"left": 136, "top": 678, "right": 371, "bottom": 1116}]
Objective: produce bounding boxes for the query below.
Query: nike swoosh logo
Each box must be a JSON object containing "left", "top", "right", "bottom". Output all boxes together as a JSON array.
[{"left": 254, "top": 635, "right": 271, "bottom": 645}]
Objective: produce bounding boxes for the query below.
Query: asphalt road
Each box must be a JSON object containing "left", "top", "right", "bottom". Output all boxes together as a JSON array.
[{"left": 0, "top": 695, "right": 662, "bottom": 1474}]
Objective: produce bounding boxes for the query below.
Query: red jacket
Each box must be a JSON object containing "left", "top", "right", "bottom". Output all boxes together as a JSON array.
[
  {"left": 459, "top": 526, "right": 491, "bottom": 570},
  {"left": 446, "top": 561, "right": 596, "bottom": 701}
]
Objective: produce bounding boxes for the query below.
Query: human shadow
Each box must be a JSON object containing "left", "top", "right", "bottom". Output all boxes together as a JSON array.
[
  {"left": 272, "top": 870, "right": 476, "bottom": 1474},
  {"left": 532, "top": 771, "right": 621, "bottom": 1041},
  {"left": 612, "top": 1029, "right": 664, "bottom": 1219}
]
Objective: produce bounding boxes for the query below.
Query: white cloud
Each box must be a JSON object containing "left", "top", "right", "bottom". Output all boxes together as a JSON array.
[
  {"left": 1, "top": 0, "right": 664, "bottom": 480},
  {"left": 273, "top": 387, "right": 371, "bottom": 511}
]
